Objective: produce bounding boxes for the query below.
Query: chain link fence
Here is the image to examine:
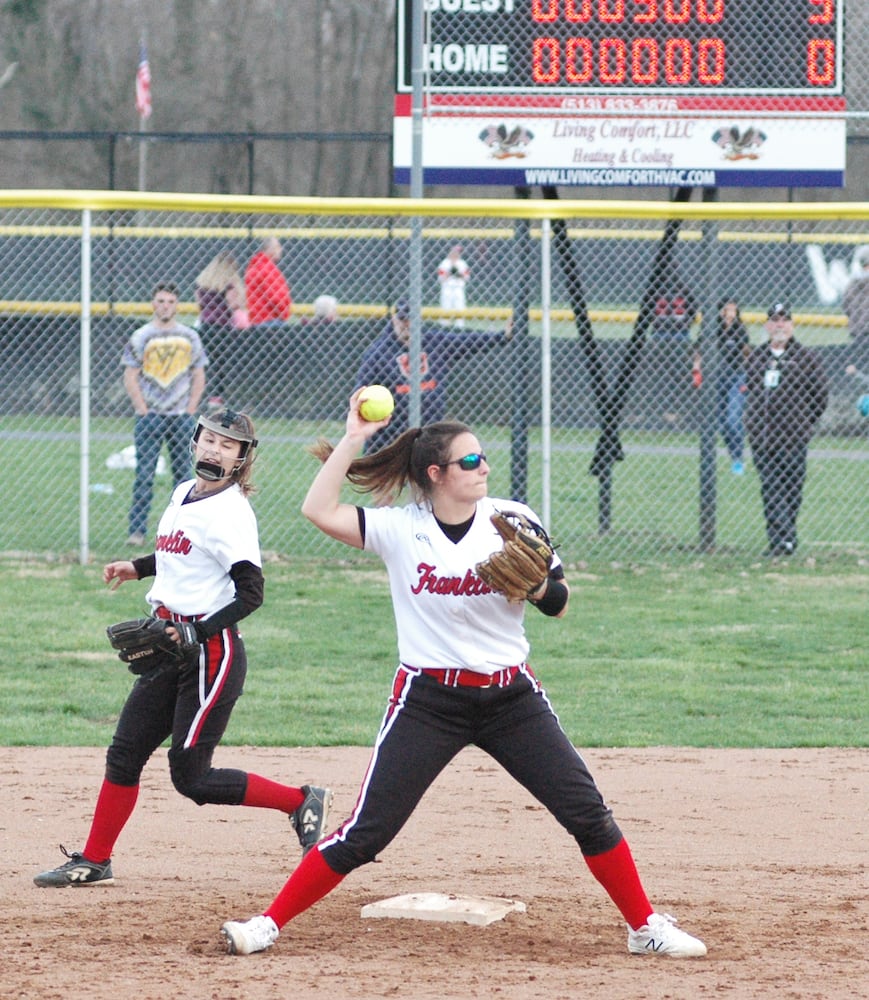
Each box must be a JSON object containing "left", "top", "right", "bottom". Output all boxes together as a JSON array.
[{"left": 1, "top": 192, "right": 867, "bottom": 566}]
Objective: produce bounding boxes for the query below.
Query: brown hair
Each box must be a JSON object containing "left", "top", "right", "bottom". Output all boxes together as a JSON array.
[
  {"left": 227, "top": 410, "right": 258, "bottom": 496},
  {"left": 309, "top": 421, "right": 471, "bottom": 506}
]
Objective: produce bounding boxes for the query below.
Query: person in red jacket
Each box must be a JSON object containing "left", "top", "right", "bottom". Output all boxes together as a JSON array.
[{"left": 244, "top": 238, "right": 292, "bottom": 327}]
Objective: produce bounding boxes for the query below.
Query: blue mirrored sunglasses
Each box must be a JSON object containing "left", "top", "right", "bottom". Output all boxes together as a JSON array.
[{"left": 444, "top": 452, "right": 486, "bottom": 471}]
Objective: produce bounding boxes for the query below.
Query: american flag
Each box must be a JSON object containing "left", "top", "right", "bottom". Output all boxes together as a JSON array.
[{"left": 135, "top": 41, "right": 151, "bottom": 119}]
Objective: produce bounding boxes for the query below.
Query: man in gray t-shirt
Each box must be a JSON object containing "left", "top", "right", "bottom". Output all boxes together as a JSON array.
[{"left": 121, "top": 281, "right": 207, "bottom": 546}]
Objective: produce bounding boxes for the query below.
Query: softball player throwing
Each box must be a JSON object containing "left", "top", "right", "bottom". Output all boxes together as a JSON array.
[
  {"left": 220, "top": 394, "right": 706, "bottom": 958},
  {"left": 34, "top": 409, "right": 331, "bottom": 889}
]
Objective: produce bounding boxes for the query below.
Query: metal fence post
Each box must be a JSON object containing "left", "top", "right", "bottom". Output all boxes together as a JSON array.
[
  {"left": 79, "top": 207, "right": 92, "bottom": 565},
  {"left": 698, "top": 189, "right": 720, "bottom": 552},
  {"left": 510, "top": 189, "right": 532, "bottom": 502},
  {"left": 540, "top": 217, "right": 552, "bottom": 532}
]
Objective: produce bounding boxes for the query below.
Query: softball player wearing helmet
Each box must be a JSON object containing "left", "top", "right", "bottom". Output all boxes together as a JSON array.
[
  {"left": 34, "top": 409, "right": 331, "bottom": 889},
  {"left": 220, "top": 394, "right": 706, "bottom": 959}
]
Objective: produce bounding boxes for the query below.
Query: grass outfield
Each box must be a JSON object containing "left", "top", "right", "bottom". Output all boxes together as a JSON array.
[
  {"left": 2, "top": 556, "right": 865, "bottom": 749},
  {"left": 2, "top": 414, "right": 868, "bottom": 561}
]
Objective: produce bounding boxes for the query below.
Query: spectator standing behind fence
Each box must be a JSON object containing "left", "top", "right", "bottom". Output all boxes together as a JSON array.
[
  {"left": 744, "top": 302, "right": 829, "bottom": 558},
  {"left": 652, "top": 279, "right": 697, "bottom": 341},
  {"left": 436, "top": 244, "right": 471, "bottom": 327},
  {"left": 692, "top": 298, "right": 752, "bottom": 475},
  {"left": 122, "top": 281, "right": 207, "bottom": 547},
  {"left": 301, "top": 294, "right": 339, "bottom": 327},
  {"left": 842, "top": 245, "right": 869, "bottom": 371},
  {"left": 195, "top": 251, "right": 247, "bottom": 408},
  {"left": 842, "top": 245, "right": 869, "bottom": 341},
  {"left": 845, "top": 362, "right": 869, "bottom": 420},
  {"left": 651, "top": 276, "right": 698, "bottom": 426},
  {"left": 245, "top": 238, "right": 292, "bottom": 328},
  {"left": 354, "top": 298, "right": 512, "bottom": 452}
]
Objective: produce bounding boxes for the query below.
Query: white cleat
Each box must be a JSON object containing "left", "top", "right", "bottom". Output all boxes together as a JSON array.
[
  {"left": 221, "top": 914, "right": 279, "bottom": 955},
  {"left": 627, "top": 912, "right": 707, "bottom": 958}
]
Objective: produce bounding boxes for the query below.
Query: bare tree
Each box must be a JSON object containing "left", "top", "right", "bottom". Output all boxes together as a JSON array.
[{"left": 0, "top": 0, "right": 394, "bottom": 195}]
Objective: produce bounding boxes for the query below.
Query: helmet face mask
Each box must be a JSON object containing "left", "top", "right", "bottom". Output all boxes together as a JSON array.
[{"left": 191, "top": 409, "right": 258, "bottom": 482}]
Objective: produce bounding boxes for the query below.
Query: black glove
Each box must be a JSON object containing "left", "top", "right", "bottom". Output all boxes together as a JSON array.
[
  {"left": 171, "top": 620, "right": 202, "bottom": 658},
  {"left": 106, "top": 617, "right": 200, "bottom": 675}
]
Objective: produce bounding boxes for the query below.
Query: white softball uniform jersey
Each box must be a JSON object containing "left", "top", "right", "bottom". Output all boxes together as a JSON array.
[
  {"left": 363, "top": 496, "right": 561, "bottom": 674},
  {"left": 146, "top": 480, "right": 261, "bottom": 617}
]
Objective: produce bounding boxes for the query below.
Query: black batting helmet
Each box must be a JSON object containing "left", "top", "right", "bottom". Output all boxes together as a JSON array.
[{"left": 191, "top": 408, "right": 258, "bottom": 483}]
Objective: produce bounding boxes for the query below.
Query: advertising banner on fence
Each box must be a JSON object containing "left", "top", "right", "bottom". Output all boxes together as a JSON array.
[{"left": 392, "top": 96, "right": 846, "bottom": 188}]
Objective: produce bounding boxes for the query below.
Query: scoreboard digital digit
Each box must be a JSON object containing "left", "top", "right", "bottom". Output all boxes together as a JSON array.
[{"left": 397, "top": 0, "right": 844, "bottom": 96}]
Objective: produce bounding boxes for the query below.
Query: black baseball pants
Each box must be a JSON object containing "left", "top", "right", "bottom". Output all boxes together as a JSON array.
[{"left": 321, "top": 664, "right": 623, "bottom": 876}]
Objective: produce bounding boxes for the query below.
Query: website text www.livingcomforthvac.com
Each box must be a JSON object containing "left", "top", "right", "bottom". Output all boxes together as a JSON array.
[{"left": 523, "top": 167, "right": 717, "bottom": 186}]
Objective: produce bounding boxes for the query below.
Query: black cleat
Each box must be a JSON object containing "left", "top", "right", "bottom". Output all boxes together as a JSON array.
[
  {"left": 34, "top": 845, "right": 114, "bottom": 887},
  {"left": 289, "top": 785, "right": 333, "bottom": 855}
]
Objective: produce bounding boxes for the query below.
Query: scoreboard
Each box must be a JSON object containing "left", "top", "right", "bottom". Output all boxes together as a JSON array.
[
  {"left": 396, "top": 0, "right": 843, "bottom": 96},
  {"left": 393, "top": 1, "right": 847, "bottom": 187}
]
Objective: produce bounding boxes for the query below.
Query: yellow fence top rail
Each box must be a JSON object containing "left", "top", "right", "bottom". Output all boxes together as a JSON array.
[{"left": 1, "top": 189, "right": 869, "bottom": 222}]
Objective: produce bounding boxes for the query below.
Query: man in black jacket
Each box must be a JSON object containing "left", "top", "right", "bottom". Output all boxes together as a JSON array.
[{"left": 744, "top": 302, "right": 829, "bottom": 556}]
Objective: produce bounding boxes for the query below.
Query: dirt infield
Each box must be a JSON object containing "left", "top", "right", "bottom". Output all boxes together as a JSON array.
[{"left": 5, "top": 746, "right": 866, "bottom": 1000}]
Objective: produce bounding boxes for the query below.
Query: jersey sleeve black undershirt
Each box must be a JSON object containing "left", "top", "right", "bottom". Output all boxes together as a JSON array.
[
  {"left": 131, "top": 553, "right": 156, "bottom": 579},
  {"left": 131, "top": 554, "right": 264, "bottom": 640},
  {"left": 195, "top": 560, "right": 264, "bottom": 639}
]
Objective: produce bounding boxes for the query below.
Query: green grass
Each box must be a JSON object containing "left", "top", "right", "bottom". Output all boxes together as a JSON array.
[
  {"left": 2, "top": 556, "right": 865, "bottom": 749},
  {"left": 2, "top": 416, "right": 868, "bottom": 563}
]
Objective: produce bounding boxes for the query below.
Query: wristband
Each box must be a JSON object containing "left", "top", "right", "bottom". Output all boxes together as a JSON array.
[{"left": 529, "top": 578, "right": 568, "bottom": 617}]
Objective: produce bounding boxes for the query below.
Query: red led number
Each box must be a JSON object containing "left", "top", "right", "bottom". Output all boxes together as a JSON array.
[
  {"left": 808, "top": 0, "right": 834, "bottom": 25},
  {"left": 533, "top": 35, "right": 725, "bottom": 85},
  {"left": 532, "top": 37, "right": 560, "bottom": 82},
  {"left": 565, "top": 0, "right": 593, "bottom": 20},
  {"left": 807, "top": 38, "right": 835, "bottom": 85},
  {"left": 599, "top": 0, "right": 625, "bottom": 23},
  {"left": 663, "top": 0, "right": 690, "bottom": 24},
  {"left": 697, "top": 37, "right": 725, "bottom": 84},
  {"left": 632, "top": 38, "right": 659, "bottom": 81},
  {"left": 600, "top": 38, "right": 626, "bottom": 81},
  {"left": 531, "top": 0, "right": 561, "bottom": 21},
  {"left": 566, "top": 37, "right": 593, "bottom": 82},
  {"left": 664, "top": 38, "right": 690, "bottom": 83},
  {"left": 695, "top": 0, "right": 724, "bottom": 22},
  {"left": 525, "top": 0, "right": 834, "bottom": 89},
  {"left": 530, "top": 0, "right": 724, "bottom": 23},
  {"left": 633, "top": 0, "right": 657, "bottom": 23}
]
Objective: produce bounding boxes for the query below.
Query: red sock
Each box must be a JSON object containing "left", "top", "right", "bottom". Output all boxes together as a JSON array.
[
  {"left": 265, "top": 847, "right": 345, "bottom": 929},
  {"left": 583, "top": 838, "right": 653, "bottom": 931},
  {"left": 242, "top": 773, "right": 304, "bottom": 813},
  {"left": 82, "top": 779, "right": 139, "bottom": 862}
]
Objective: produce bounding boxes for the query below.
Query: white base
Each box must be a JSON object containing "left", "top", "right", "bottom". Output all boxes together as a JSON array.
[{"left": 360, "top": 892, "right": 526, "bottom": 926}]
